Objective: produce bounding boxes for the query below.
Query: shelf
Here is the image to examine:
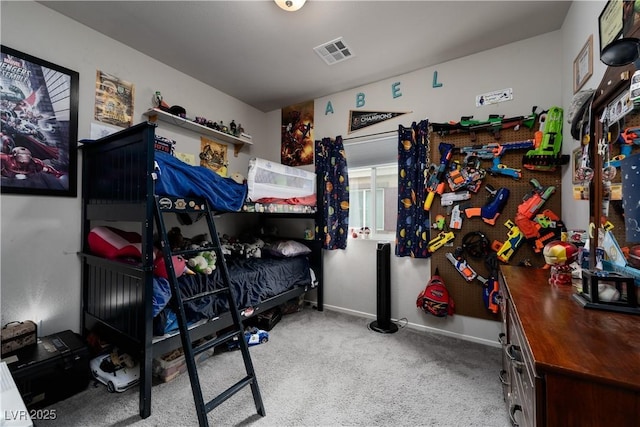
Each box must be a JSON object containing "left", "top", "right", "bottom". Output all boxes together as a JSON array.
[{"left": 143, "top": 108, "right": 253, "bottom": 157}]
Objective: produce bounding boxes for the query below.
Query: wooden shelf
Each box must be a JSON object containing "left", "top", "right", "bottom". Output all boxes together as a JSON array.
[{"left": 143, "top": 108, "right": 253, "bottom": 157}]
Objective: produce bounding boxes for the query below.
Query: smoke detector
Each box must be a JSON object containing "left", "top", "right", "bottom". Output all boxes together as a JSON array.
[{"left": 313, "top": 37, "right": 354, "bottom": 65}]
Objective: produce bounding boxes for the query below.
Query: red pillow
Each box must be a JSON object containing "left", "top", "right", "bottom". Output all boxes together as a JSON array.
[{"left": 88, "top": 226, "right": 143, "bottom": 260}]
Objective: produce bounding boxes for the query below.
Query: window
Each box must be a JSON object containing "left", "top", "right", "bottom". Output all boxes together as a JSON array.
[
  {"left": 344, "top": 134, "right": 398, "bottom": 237},
  {"left": 348, "top": 164, "right": 397, "bottom": 235}
]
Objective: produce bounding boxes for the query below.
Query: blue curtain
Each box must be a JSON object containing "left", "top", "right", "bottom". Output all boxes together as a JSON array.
[
  {"left": 315, "top": 136, "right": 349, "bottom": 250},
  {"left": 395, "top": 120, "right": 431, "bottom": 258}
]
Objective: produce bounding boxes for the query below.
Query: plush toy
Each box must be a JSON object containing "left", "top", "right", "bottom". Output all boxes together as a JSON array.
[
  {"left": 188, "top": 250, "right": 217, "bottom": 275},
  {"left": 154, "top": 255, "right": 191, "bottom": 279},
  {"left": 244, "top": 238, "right": 265, "bottom": 258}
]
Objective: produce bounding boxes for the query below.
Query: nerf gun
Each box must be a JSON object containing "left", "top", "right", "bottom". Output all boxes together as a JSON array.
[
  {"left": 449, "top": 204, "right": 463, "bottom": 230},
  {"left": 440, "top": 191, "right": 471, "bottom": 207},
  {"left": 514, "top": 179, "right": 556, "bottom": 240},
  {"left": 446, "top": 157, "right": 486, "bottom": 193},
  {"left": 446, "top": 250, "right": 478, "bottom": 282},
  {"left": 460, "top": 140, "right": 534, "bottom": 180},
  {"left": 432, "top": 110, "right": 538, "bottom": 141},
  {"left": 424, "top": 143, "right": 454, "bottom": 211},
  {"left": 491, "top": 219, "right": 525, "bottom": 263},
  {"left": 523, "top": 106, "right": 570, "bottom": 171},
  {"left": 428, "top": 231, "right": 455, "bottom": 253},
  {"left": 477, "top": 253, "right": 500, "bottom": 313},
  {"left": 464, "top": 185, "right": 510, "bottom": 225},
  {"left": 607, "top": 127, "right": 640, "bottom": 168}
]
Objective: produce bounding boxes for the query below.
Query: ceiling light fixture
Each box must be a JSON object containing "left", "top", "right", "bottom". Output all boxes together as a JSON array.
[{"left": 275, "top": 0, "right": 306, "bottom": 12}]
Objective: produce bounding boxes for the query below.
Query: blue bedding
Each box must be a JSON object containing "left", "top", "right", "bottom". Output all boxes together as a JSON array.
[
  {"left": 153, "top": 255, "right": 311, "bottom": 335},
  {"left": 154, "top": 151, "right": 247, "bottom": 212}
]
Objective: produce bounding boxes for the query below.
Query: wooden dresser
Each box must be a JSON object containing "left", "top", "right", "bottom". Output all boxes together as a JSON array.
[{"left": 499, "top": 265, "right": 640, "bottom": 427}]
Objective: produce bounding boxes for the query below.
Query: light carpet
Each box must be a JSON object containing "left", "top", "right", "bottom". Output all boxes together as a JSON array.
[{"left": 37, "top": 308, "right": 510, "bottom": 426}]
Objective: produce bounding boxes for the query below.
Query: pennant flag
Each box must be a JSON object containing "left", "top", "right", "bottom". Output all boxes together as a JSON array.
[{"left": 349, "top": 110, "right": 411, "bottom": 133}]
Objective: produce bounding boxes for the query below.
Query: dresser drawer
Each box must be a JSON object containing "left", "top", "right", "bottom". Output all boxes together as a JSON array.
[{"left": 507, "top": 303, "right": 537, "bottom": 427}]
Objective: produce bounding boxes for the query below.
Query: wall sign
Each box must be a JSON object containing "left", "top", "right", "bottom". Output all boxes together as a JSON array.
[
  {"left": 475, "top": 88, "right": 513, "bottom": 107},
  {"left": 348, "top": 110, "right": 411, "bottom": 133}
]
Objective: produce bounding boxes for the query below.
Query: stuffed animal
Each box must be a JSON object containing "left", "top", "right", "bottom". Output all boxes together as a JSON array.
[
  {"left": 188, "top": 251, "right": 217, "bottom": 275},
  {"left": 244, "top": 238, "right": 265, "bottom": 258}
]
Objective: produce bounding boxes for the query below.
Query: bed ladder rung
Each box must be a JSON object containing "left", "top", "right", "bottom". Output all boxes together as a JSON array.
[
  {"left": 182, "top": 287, "right": 229, "bottom": 303},
  {"left": 171, "top": 247, "right": 216, "bottom": 257},
  {"left": 204, "top": 375, "right": 256, "bottom": 412},
  {"left": 154, "top": 195, "right": 265, "bottom": 427}
]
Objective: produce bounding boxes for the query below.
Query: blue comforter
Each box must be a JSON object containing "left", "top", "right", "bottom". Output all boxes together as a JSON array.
[
  {"left": 155, "top": 151, "right": 247, "bottom": 212},
  {"left": 153, "top": 256, "right": 311, "bottom": 335}
]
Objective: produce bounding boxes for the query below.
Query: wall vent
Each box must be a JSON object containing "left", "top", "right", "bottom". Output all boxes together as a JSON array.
[{"left": 313, "top": 37, "right": 354, "bottom": 65}]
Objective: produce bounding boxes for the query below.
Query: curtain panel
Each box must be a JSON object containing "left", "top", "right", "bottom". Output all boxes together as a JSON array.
[
  {"left": 315, "top": 136, "right": 349, "bottom": 250},
  {"left": 396, "top": 120, "right": 431, "bottom": 258}
]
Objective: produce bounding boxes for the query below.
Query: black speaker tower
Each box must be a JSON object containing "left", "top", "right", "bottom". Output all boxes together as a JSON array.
[{"left": 369, "top": 242, "right": 398, "bottom": 333}]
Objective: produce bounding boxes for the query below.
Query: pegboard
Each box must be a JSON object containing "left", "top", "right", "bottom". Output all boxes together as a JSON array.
[
  {"left": 598, "top": 108, "right": 640, "bottom": 251},
  {"left": 429, "top": 126, "right": 562, "bottom": 321}
]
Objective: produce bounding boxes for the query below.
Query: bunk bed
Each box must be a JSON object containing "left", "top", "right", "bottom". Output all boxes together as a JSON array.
[{"left": 79, "top": 121, "right": 322, "bottom": 419}]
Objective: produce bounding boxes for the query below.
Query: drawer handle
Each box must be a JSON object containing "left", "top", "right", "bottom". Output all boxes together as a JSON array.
[
  {"left": 498, "top": 332, "right": 506, "bottom": 345},
  {"left": 505, "top": 343, "right": 524, "bottom": 373},
  {"left": 509, "top": 404, "right": 522, "bottom": 427},
  {"left": 499, "top": 369, "right": 509, "bottom": 386}
]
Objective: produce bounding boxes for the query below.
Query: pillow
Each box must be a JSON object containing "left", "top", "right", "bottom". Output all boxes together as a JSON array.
[
  {"left": 267, "top": 240, "right": 312, "bottom": 258},
  {"left": 88, "top": 226, "right": 143, "bottom": 260}
]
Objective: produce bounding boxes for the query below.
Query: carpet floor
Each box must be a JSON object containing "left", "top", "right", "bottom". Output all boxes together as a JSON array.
[{"left": 37, "top": 307, "right": 510, "bottom": 426}]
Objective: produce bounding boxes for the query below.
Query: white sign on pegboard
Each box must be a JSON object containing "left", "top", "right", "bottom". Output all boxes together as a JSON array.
[{"left": 476, "top": 88, "right": 513, "bottom": 107}]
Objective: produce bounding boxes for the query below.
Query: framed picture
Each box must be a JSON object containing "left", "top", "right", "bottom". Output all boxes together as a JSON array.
[
  {"left": 599, "top": 0, "right": 623, "bottom": 55},
  {"left": 623, "top": 0, "right": 640, "bottom": 38},
  {"left": 574, "top": 35, "right": 593, "bottom": 94},
  {"left": 1, "top": 45, "right": 79, "bottom": 197}
]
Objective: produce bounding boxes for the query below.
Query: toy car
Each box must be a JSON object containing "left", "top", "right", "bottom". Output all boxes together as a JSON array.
[
  {"left": 90, "top": 351, "right": 140, "bottom": 393},
  {"left": 227, "top": 327, "right": 269, "bottom": 350}
]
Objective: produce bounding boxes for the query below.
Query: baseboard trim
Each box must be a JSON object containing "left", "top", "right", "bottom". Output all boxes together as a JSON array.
[{"left": 310, "top": 302, "right": 500, "bottom": 348}]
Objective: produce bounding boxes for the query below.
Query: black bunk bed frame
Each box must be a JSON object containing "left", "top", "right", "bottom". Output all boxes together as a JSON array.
[{"left": 79, "top": 122, "right": 323, "bottom": 419}]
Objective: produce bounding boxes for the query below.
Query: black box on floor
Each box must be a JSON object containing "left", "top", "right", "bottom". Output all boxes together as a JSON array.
[
  {"left": 246, "top": 307, "right": 282, "bottom": 331},
  {"left": 4, "top": 330, "right": 90, "bottom": 408}
]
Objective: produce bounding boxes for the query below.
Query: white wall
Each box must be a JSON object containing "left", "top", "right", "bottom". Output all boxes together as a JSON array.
[
  {"left": 309, "top": 31, "right": 564, "bottom": 345},
  {"left": 560, "top": 1, "right": 608, "bottom": 227},
  {"left": 1, "top": 0, "right": 606, "bottom": 346},
  {"left": 0, "top": 1, "right": 267, "bottom": 336}
]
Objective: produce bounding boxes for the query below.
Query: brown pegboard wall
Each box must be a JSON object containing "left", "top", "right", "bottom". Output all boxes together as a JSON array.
[
  {"left": 429, "top": 127, "right": 562, "bottom": 321},
  {"left": 601, "top": 109, "right": 640, "bottom": 250}
]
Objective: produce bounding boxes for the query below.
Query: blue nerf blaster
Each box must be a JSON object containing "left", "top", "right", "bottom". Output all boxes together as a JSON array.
[
  {"left": 464, "top": 185, "right": 510, "bottom": 225},
  {"left": 607, "top": 127, "right": 640, "bottom": 168}
]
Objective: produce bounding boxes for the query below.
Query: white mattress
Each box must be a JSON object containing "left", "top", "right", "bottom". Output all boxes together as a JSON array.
[{"left": 247, "top": 157, "right": 316, "bottom": 201}]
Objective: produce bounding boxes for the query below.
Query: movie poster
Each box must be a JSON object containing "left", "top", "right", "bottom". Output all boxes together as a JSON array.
[
  {"left": 281, "top": 100, "right": 314, "bottom": 166},
  {"left": 94, "top": 70, "right": 134, "bottom": 128},
  {"left": 200, "top": 136, "right": 228, "bottom": 177},
  {"left": 0, "top": 46, "right": 79, "bottom": 196}
]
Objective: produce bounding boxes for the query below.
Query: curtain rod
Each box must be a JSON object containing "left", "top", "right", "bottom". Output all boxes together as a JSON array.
[{"left": 341, "top": 129, "right": 397, "bottom": 142}]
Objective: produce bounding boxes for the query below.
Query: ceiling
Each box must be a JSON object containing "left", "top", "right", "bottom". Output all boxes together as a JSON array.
[{"left": 41, "top": 1, "right": 572, "bottom": 112}]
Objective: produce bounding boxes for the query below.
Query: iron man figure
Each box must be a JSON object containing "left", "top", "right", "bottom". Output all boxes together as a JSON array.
[{"left": 0, "top": 146, "right": 63, "bottom": 179}]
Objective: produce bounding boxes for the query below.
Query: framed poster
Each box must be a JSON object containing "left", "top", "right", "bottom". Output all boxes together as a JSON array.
[
  {"left": 599, "top": 0, "right": 623, "bottom": 54},
  {"left": 281, "top": 100, "right": 314, "bottom": 166},
  {"left": 0, "top": 45, "right": 79, "bottom": 197},
  {"left": 574, "top": 35, "right": 593, "bottom": 93}
]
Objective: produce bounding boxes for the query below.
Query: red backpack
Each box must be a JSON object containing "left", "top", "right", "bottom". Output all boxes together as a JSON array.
[{"left": 416, "top": 269, "right": 455, "bottom": 317}]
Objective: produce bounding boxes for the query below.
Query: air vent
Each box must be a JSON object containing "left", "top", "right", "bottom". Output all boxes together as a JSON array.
[{"left": 313, "top": 37, "right": 354, "bottom": 65}]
